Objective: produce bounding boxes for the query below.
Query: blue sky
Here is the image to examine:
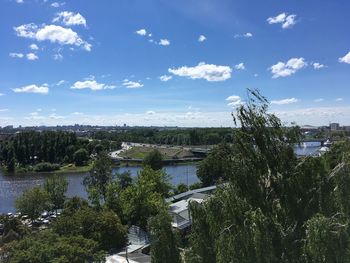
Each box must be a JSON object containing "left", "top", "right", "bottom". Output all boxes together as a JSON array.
[{"left": 0, "top": 0, "right": 349, "bottom": 127}]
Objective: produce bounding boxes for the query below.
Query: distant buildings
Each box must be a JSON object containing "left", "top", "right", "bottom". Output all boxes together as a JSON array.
[{"left": 330, "top": 123, "right": 340, "bottom": 131}]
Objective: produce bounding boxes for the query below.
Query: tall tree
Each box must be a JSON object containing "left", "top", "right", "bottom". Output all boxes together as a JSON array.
[
  {"left": 83, "top": 152, "right": 112, "bottom": 201},
  {"left": 43, "top": 175, "right": 68, "bottom": 213},
  {"left": 15, "top": 186, "right": 51, "bottom": 221},
  {"left": 143, "top": 149, "right": 163, "bottom": 170},
  {"left": 148, "top": 208, "right": 181, "bottom": 263}
]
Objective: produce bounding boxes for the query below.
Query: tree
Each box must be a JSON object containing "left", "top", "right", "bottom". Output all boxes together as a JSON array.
[
  {"left": 73, "top": 148, "right": 89, "bottom": 166},
  {"left": 1, "top": 230, "right": 105, "bottom": 263},
  {"left": 116, "top": 171, "right": 133, "bottom": 189},
  {"left": 119, "top": 167, "right": 171, "bottom": 229},
  {"left": 143, "top": 149, "right": 163, "bottom": 170},
  {"left": 83, "top": 152, "right": 112, "bottom": 201},
  {"left": 52, "top": 207, "right": 127, "bottom": 251},
  {"left": 304, "top": 214, "right": 350, "bottom": 262},
  {"left": 15, "top": 186, "right": 51, "bottom": 221},
  {"left": 197, "top": 143, "right": 233, "bottom": 186},
  {"left": 148, "top": 208, "right": 181, "bottom": 263},
  {"left": 43, "top": 175, "right": 68, "bottom": 213}
]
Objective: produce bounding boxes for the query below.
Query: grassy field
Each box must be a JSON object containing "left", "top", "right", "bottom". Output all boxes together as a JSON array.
[
  {"left": 120, "top": 146, "right": 195, "bottom": 159},
  {"left": 57, "top": 163, "right": 93, "bottom": 174}
]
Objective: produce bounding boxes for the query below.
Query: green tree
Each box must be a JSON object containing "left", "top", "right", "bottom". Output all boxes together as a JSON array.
[
  {"left": 119, "top": 167, "right": 170, "bottom": 228},
  {"left": 116, "top": 171, "right": 133, "bottom": 189},
  {"left": 197, "top": 143, "right": 233, "bottom": 186},
  {"left": 73, "top": 148, "right": 89, "bottom": 166},
  {"left": 143, "top": 149, "right": 163, "bottom": 170},
  {"left": 43, "top": 175, "right": 68, "bottom": 213},
  {"left": 304, "top": 214, "right": 350, "bottom": 262},
  {"left": 83, "top": 152, "right": 112, "bottom": 201},
  {"left": 148, "top": 208, "right": 181, "bottom": 263},
  {"left": 1, "top": 230, "right": 105, "bottom": 263},
  {"left": 52, "top": 207, "right": 127, "bottom": 251},
  {"left": 15, "top": 186, "right": 51, "bottom": 221}
]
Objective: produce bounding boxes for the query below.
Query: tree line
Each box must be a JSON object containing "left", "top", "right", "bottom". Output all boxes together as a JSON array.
[
  {"left": 0, "top": 131, "right": 121, "bottom": 173},
  {"left": 92, "top": 127, "right": 234, "bottom": 146}
]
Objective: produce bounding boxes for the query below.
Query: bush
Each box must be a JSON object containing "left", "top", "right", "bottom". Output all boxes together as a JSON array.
[
  {"left": 34, "top": 162, "right": 60, "bottom": 172},
  {"left": 73, "top": 148, "right": 89, "bottom": 166}
]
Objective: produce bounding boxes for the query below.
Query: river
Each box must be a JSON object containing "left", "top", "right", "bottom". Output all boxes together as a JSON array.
[
  {"left": 0, "top": 143, "right": 323, "bottom": 213},
  {"left": 0, "top": 164, "right": 199, "bottom": 213}
]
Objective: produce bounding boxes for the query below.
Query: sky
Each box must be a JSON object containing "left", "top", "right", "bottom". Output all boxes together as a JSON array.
[{"left": 0, "top": 0, "right": 350, "bottom": 127}]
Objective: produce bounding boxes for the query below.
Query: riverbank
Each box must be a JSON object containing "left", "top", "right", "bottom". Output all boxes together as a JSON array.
[{"left": 0, "top": 163, "right": 94, "bottom": 176}]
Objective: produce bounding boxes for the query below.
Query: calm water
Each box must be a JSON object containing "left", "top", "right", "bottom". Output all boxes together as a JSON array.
[{"left": 0, "top": 164, "right": 199, "bottom": 213}]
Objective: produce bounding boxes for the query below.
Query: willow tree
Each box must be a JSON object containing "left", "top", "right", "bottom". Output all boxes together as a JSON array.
[{"left": 186, "top": 89, "right": 350, "bottom": 262}]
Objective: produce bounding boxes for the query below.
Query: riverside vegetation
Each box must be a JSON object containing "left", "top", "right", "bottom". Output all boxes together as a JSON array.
[{"left": 1, "top": 90, "right": 350, "bottom": 262}]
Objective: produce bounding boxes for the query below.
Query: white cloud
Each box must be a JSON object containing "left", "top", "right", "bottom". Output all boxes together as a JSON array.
[
  {"left": 146, "top": 110, "right": 156, "bottom": 115},
  {"left": 267, "top": 13, "right": 297, "bottom": 29},
  {"left": 270, "top": 57, "right": 307, "bottom": 78},
  {"left": 271, "top": 98, "right": 299, "bottom": 105},
  {"left": 339, "top": 51, "right": 350, "bottom": 64},
  {"left": 122, "top": 80, "right": 143, "bottom": 89},
  {"left": 335, "top": 98, "right": 343, "bottom": 102},
  {"left": 71, "top": 79, "right": 115, "bottom": 91},
  {"left": 159, "top": 39, "right": 170, "bottom": 46},
  {"left": 29, "top": 43, "right": 39, "bottom": 50},
  {"left": 16, "top": 0, "right": 24, "bottom": 3},
  {"left": 282, "top": 14, "right": 297, "bottom": 29},
  {"left": 14, "top": 24, "right": 91, "bottom": 51},
  {"left": 226, "top": 95, "right": 243, "bottom": 107},
  {"left": 313, "top": 62, "right": 325, "bottom": 69},
  {"left": 51, "top": 2, "right": 65, "bottom": 8},
  {"left": 9, "top": 53, "right": 24, "bottom": 58},
  {"left": 169, "top": 62, "right": 232, "bottom": 82},
  {"left": 13, "top": 84, "right": 49, "bottom": 94},
  {"left": 314, "top": 98, "right": 324, "bottom": 102},
  {"left": 26, "top": 53, "right": 38, "bottom": 60},
  {"left": 0, "top": 93, "right": 4, "bottom": 96},
  {"left": 234, "top": 63, "right": 245, "bottom": 70},
  {"left": 159, "top": 75, "right": 172, "bottom": 82},
  {"left": 136, "top": 29, "right": 147, "bottom": 36},
  {"left": 53, "top": 53, "right": 63, "bottom": 60},
  {"left": 0, "top": 109, "right": 9, "bottom": 112},
  {"left": 244, "top": 32, "right": 253, "bottom": 38},
  {"left": 267, "top": 13, "right": 287, "bottom": 24},
  {"left": 53, "top": 11, "right": 87, "bottom": 27},
  {"left": 198, "top": 35, "right": 206, "bottom": 42},
  {"left": 56, "top": 80, "right": 65, "bottom": 85},
  {"left": 234, "top": 32, "right": 253, "bottom": 39}
]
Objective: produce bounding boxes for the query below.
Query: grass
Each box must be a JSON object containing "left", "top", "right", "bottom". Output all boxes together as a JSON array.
[
  {"left": 56, "top": 163, "right": 93, "bottom": 174},
  {"left": 120, "top": 146, "right": 195, "bottom": 160}
]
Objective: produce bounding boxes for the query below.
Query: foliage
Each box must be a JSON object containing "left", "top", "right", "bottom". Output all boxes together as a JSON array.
[
  {"left": 143, "top": 149, "right": 163, "bottom": 170},
  {"left": 174, "top": 183, "right": 188, "bottom": 195},
  {"left": 52, "top": 207, "right": 127, "bottom": 251},
  {"left": 148, "top": 208, "right": 181, "bottom": 263},
  {"left": 34, "top": 162, "right": 60, "bottom": 172},
  {"left": 0, "top": 131, "right": 85, "bottom": 169},
  {"left": 197, "top": 143, "right": 233, "bottom": 186},
  {"left": 1, "top": 230, "right": 105, "bottom": 263},
  {"left": 304, "top": 214, "right": 350, "bottom": 262},
  {"left": 73, "top": 148, "right": 89, "bottom": 166},
  {"left": 119, "top": 166, "right": 171, "bottom": 228},
  {"left": 83, "top": 152, "right": 112, "bottom": 201},
  {"left": 185, "top": 89, "right": 350, "bottom": 262},
  {"left": 15, "top": 186, "right": 51, "bottom": 220},
  {"left": 115, "top": 171, "right": 133, "bottom": 189},
  {"left": 43, "top": 175, "right": 68, "bottom": 212}
]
